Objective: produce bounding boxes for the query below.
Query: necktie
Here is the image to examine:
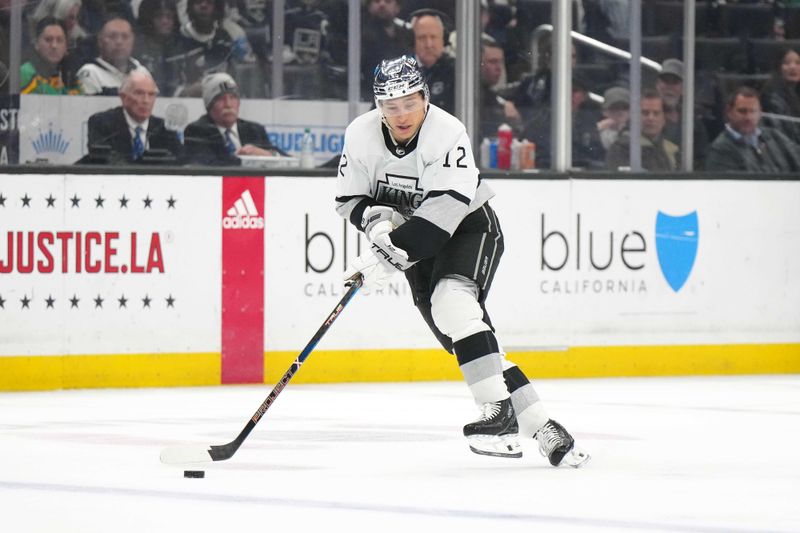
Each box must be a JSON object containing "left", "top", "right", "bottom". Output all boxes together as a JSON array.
[
  {"left": 132, "top": 126, "right": 144, "bottom": 160},
  {"left": 225, "top": 128, "right": 236, "bottom": 155}
]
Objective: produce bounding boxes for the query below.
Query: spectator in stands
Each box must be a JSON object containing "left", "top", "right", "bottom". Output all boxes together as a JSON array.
[
  {"left": 706, "top": 86, "right": 800, "bottom": 172},
  {"left": 29, "top": 0, "right": 87, "bottom": 53},
  {"left": 411, "top": 8, "right": 455, "bottom": 113},
  {"left": 176, "top": 0, "right": 256, "bottom": 64},
  {"left": 571, "top": 76, "right": 605, "bottom": 169},
  {"left": 594, "top": 0, "right": 630, "bottom": 40},
  {"left": 479, "top": 38, "right": 520, "bottom": 140},
  {"left": 175, "top": 0, "right": 249, "bottom": 97},
  {"left": 760, "top": 47, "right": 800, "bottom": 144},
  {"left": 77, "top": 16, "right": 149, "bottom": 95},
  {"left": 78, "top": 0, "right": 134, "bottom": 36},
  {"left": 361, "top": 0, "right": 413, "bottom": 99},
  {"left": 28, "top": 0, "right": 97, "bottom": 68},
  {"left": 226, "top": 0, "right": 270, "bottom": 31},
  {"left": 597, "top": 86, "right": 629, "bottom": 150},
  {"left": 223, "top": 0, "right": 270, "bottom": 64},
  {"left": 183, "top": 72, "right": 283, "bottom": 166},
  {"left": 510, "top": 38, "right": 577, "bottom": 120},
  {"left": 607, "top": 89, "right": 680, "bottom": 171},
  {"left": 20, "top": 17, "right": 81, "bottom": 94},
  {"left": 287, "top": 0, "right": 353, "bottom": 99},
  {"left": 284, "top": 0, "right": 331, "bottom": 65},
  {"left": 399, "top": 0, "right": 454, "bottom": 21},
  {"left": 515, "top": 75, "right": 603, "bottom": 170},
  {"left": 445, "top": 0, "right": 503, "bottom": 57},
  {"left": 134, "top": 0, "right": 182, "bottom": 97},
  {"left": 655, "top": 58, "right": 710, "bottom": 169},
  {"left": 481, "top": 0, "right": 515, "bottom": 50},
  {"left": 85, "top": 70, "right": 181, "bottom": 164}
]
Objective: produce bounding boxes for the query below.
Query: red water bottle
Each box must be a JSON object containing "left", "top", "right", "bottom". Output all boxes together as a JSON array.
[{"left": 496, "top": 123, "right": 512, "bottom": 170}]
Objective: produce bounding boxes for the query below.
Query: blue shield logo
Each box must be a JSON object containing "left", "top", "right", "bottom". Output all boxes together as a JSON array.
[{"left": 655, "top": 211, "right": 699, "bottom": 292}]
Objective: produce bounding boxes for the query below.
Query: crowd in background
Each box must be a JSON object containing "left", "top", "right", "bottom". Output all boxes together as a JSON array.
[{"left": 1, "top": 0, "right": 799, "bottom": 172}]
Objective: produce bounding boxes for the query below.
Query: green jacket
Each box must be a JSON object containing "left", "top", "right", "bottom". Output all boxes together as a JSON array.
[
  {"left": 606, "top": 129, "right": 680, "bottom": 172},
  {"left": 20, "top": 56, "right": 81, "bottom": 95}
]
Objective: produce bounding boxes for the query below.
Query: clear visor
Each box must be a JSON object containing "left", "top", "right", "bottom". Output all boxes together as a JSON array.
[{"left": 378, "top": 95, "right": 426, "bottom": 117}]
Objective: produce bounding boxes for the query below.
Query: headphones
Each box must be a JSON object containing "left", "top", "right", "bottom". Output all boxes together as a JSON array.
[{"left": 408, "top": 8, "right": 452, "bottom": 46}]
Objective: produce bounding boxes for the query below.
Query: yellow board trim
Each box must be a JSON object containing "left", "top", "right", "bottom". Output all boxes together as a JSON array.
[
  {"left": 0, "top": 353, "right": 220, "bottom": 391},
  {"left": 265, "top": 343, "right": 800, "bottom": 383},
  {"left": 264, "top": 349, "right": 461, "bottom": 384},
  {"left": 1, "top": 344, "right": 798, "bottom": 391}
]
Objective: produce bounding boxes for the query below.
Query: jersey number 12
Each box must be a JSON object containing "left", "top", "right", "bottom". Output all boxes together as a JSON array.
[{"left": 443, "top": 146, "right": 468, "bottom": 168}]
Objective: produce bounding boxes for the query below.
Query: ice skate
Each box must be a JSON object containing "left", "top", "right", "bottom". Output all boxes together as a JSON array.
[
  {"left": 534, "top": 419, "right": 590, "bottom": 468},
  {"left": 463, "top": 398, "right": 522, "bottom": 458}
]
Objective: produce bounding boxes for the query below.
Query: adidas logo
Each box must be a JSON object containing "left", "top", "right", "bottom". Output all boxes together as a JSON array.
[{"left": 222, "top": 189, "right": 264, "bottom": 229}]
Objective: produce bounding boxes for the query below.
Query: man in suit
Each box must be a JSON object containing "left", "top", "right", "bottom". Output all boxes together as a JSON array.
[
  {"left": 85, "top": 70, "right": 182, "bottom": 164},
  {"left": 705, "top": 86, "right": 800, "bottom": 173},
  {"left": 183, "top": 72, "right": 283, "bottom": 165}
]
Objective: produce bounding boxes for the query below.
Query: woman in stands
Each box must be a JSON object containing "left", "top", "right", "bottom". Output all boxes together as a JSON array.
[
  {"left": 20, "top": 16, "right": 82, "bottom": 94},
  {"left": 134, "top": 0, "right": 182, "bottom": 96},
  {"left": 761, "top": 46, "right": 800, "bottom": 144}
]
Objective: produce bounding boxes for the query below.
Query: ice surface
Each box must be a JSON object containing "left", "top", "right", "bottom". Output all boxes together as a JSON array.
[{"left": 1, "top": 375, "right": 798, "bottom": 532}]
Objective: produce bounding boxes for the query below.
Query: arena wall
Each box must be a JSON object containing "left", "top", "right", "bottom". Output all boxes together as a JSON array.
[{"left": 1, "top": 174, "right": 798, "bottom": 390}]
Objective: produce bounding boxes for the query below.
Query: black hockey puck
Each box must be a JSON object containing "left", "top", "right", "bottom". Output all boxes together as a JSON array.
[{"left": 184, "top": 470, "right": 205, "bottom": 478}]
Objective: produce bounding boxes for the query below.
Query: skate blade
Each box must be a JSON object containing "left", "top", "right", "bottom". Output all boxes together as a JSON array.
[
  {"left": 467, "top": 434, "right": 522, "bottom": 458},
  {"left": 560, "top": 446, "right": 590, "bottom": 468}
]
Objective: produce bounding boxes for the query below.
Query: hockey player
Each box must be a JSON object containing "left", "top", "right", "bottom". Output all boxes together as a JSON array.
[{"left": 335, "top": 55, "right": 589, "bottom": 468}]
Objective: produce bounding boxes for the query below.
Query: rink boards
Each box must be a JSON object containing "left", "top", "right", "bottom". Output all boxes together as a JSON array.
[{"left": 0, "top": 174, "right": 798, "bottom": 390}]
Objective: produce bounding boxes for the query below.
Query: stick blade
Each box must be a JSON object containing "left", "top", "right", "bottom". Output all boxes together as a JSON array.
[{"left": 159, "top": 445, "right": 214, "bottom": 465}]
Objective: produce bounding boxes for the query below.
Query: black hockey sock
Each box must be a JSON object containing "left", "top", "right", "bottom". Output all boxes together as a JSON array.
[
  {"left": 454, "top": 331, "right": 508, "bottom": 404},
  {"left": 503, "top": 364, "right": 530, "bottom": 394}
]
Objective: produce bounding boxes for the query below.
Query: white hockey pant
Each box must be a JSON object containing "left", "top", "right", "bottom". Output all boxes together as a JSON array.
[{"left": 430, "top": 276, "right": 508, "bottom": 404}]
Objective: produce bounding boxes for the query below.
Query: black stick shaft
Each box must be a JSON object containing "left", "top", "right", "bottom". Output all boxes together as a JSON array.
[{"left": 208, "top": 275, "right": 363, "bottom": 461}]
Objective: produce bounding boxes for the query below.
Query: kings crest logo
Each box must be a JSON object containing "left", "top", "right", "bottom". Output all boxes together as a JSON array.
[
  {"left": 375, "top": 174, "right": 423, "bottom": 217},
  {"left": 655, "top": 210, "right": 699, "bottom": 292},
  {"left": 30, "top": 124, "right": 70, "bottom": 155}
]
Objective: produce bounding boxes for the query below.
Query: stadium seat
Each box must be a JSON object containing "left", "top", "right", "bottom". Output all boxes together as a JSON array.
[
  {"left": 612, "top": 35, "right": 679, "bottom": 64},
  {"left": 573, "top": 62, "right": 620, "bottom": 94},
  {"left": 693, "top": 37, "right": 747, "bottom": 73},
  {"left": 784, "top": 7, "right": 800, "bottom": 38},
  {"left": 650, "top": 1, "right": 710, "bottom": 36},
  {"left": 516, "top": 0, "right": 580, "bottom": 33},
  {"left": 720, "top": 3, "right": 776, "bottom": 38},
  {"left": 715, "top": 72, "right": 771, "bottom": 107},
  {"left": 748, "top": 38, "right": 800, "bottom": 74}
]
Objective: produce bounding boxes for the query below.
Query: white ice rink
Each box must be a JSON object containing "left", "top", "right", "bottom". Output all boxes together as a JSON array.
[{"left": 1, "top": 375, "right": 799, "bottom": 533}]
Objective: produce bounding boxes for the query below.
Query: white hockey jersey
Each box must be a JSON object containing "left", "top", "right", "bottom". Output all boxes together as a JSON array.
[
  {"left": 77, "top": 57, "right": 151, "bottom": 95},
  {"left": 335, "top": 104, "right": 494, "bottom": 262}
]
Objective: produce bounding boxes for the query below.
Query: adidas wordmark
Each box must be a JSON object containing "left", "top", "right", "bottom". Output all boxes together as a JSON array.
[{"left": 223, "top": 190, "right": 265, "bottom": 229}]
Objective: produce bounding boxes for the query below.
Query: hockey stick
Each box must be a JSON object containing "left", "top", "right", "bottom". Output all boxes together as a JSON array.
[{"left": 160, "top": 274, "right": 364, "bottom": 464}]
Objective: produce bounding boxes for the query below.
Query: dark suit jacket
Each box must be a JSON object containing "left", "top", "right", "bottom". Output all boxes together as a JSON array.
[
  {"left": 86, "top": 106, "right": 182, "bottom": 164},
  {"left": 705, "top": 126, "right": 800, "bottom": 173},
  {"left": 183, "top": 115, "right": 284, "bottom": 166}
]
